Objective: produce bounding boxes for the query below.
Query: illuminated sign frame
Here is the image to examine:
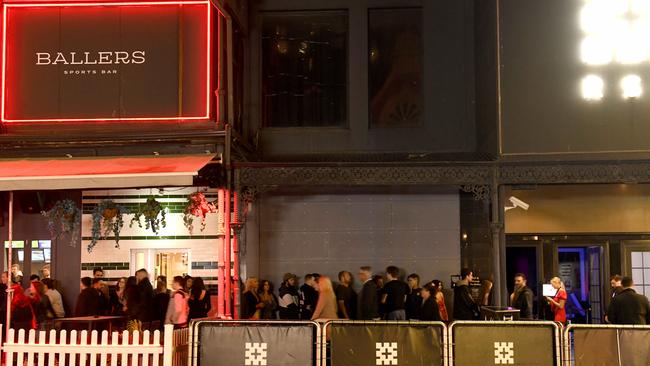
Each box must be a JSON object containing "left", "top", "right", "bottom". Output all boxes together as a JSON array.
[{"left": 1, "top": 0, "right": 214, "bottom": 123}]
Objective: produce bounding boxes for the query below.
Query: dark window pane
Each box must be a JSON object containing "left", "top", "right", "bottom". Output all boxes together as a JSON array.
[
  {"left": 369, "top": 8, "right": 423, "bottom": 128},
  {"left": 262, "top": 11, "right": 348, "bottom": 127}
]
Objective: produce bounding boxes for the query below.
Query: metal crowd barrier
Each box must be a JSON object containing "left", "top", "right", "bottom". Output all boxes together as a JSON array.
[
  {"left": 186, "top": 319, "right": 650, "bottom": 365},
  {"left": 188, "top": 320, "right": 322, "bottom": 366},
  {"left": 450, "top": 321, "right": 562, "bottom": 366},
  {"left": 564, "top": 324, "right": 650, "bottom": 366},
  {"left": 323, "top": 320, "right": 448, "bottom": 366}
]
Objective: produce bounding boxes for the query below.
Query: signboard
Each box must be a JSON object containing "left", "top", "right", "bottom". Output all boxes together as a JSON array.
[
  {"left": 2, "top": 1, "right": 212, "bottom": 122},
  {"left": 330, "top": 323, "right": 443, "bottom": 366},
  {"left": 453, "top": 323, "right": 558, "bottom": 366},
  {"left": 197, "top": 323, "right": 314, "bottom": 366}
]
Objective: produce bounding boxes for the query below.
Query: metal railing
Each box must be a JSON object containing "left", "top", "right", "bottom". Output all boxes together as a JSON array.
[
  {"left": 323, "top": 320, "right": 448, "bottom": 366},
  {"left": 449, "top": 320, "right": 563, "bottom": 366},
  {"left": 188, "top": 320, "right": 322, "bottom": 366},
  {"left": 564, "top": 323, "right": 650, "bottom": 366}
]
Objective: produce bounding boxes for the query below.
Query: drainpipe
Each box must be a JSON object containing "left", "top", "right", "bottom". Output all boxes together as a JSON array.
[
  {"left": 224, "top": 189, "right": 231, "bottom": 318},
  {"left": 231, "top": 191, "right": 240, "bottom": 319},
  {"left": 6, "top": 191, "right": 13, "bottom": 337},
  {"left": 217, "top": 189, "right": 225, "bottom": 317}
]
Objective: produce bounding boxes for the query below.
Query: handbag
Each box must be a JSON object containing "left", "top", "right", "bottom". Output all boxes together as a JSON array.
[{"left": 250, "top": 309, "right": 262, "bottom": 320}]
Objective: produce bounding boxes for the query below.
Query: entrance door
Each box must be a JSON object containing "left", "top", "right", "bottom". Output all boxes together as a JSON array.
[
  {"left": 621, "top": 241, "right": 650, "bottom": 297},
  {"left": 556, "top": 246, "right": 605, "bottom": 324},
  {"left": 506, "top": 245, "right": 541, "bottom": 318},
  {"left": 131, "top": 249, "right": 190, "bottom": 289}
]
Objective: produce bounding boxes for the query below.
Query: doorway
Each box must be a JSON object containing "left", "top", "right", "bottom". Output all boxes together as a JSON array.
[
  {"left": 555, "top": 244, "right": 607, "bottom": 324},
  {"left": 506, "top": 244, "right": 541, "bottom": 318},
  {"left": 131, "top": 249, "right": 190, "bottom": 289}
]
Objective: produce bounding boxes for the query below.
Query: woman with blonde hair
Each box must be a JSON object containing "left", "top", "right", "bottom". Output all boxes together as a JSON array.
[
  {"left": 545, "top": 277, "right": 567, "bottom": 324},
  {"left": 241, "top": 277, "right": 264, "bottom": 319},
  {"left": 311, "top": 276, "right": 338, "bottom": 322}
]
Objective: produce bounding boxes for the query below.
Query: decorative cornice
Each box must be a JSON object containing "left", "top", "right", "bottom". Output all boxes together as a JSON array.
[
  {"left": 238, "top": 160, "right": 650, "bottom": 188},
  {"left": 238, "top": 165, "right": 494, "bottom": 187}
]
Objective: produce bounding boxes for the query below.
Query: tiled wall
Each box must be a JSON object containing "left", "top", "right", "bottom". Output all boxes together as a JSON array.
[
  {"left": 80, "top": 188, "right": 224, "bottom": 287},
  {"left": 254, "top": 192, "right": 461, "bottom": 291}
]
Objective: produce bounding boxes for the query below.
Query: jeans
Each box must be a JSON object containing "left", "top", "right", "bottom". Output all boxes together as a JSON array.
[{"left": 386, "top": 309, "right": 406, "bottom": 320}]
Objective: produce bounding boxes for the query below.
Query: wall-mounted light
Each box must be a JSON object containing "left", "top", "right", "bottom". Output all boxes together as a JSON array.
[
  {"left": 621, "top": 74, "right": 643, "bottom": 98},
  {"left": 581, "top": 74, "right": 605, "bottom": 101}
]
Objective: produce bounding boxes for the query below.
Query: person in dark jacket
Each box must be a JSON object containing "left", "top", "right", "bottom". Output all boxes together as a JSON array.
[
  {"left": 136, "top": 269, "right": 155, "bottom": 323},
  {"left": 278, "top": 273, "right": 300, "bottom": 319},
  {"left": 510, "top": 273, "right": 534, "bottom": 320},
  {"left": 608, "top": 277, "right": 650, "bottom": 325},
  {"left": 419, "top": 284, "right": 441, "bottom": 321},
  {"left": 241, "top": 277, "right": 263, "bottom": 319},
  {"left": 405, "top": 273, "right": 423, "bottom": 320},
  {"left": 124, "top": 276, "right": 141, "bottom": 331},
  {"left": 453, "top": 268, "right": 479, "bottom": 320},
  {"left": 188, "top": 277, "right": 211, "bottom": 320},
  {"left": 153, "top": 276, "right": 170, "bottom": 329},
  {"left": 300, "top": 274, "right": 319, "bottom": 320},
  {"left": 358, "top": 266, "right": 380, "bottom": 320},
  {"left": 75, "top": 277, "right": 100, "bottom": 316}
]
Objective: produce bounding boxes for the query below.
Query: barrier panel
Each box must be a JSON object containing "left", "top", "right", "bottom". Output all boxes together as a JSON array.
[
  {"left": 450, "top": 321, "right": 562, "bottom": 366},
  {"left": 188, "top": 320, "right": 321, "bottom": 366},
  {"left": 324, "top": 320, "right": 447, "bottom": 366},
  {"left": 564, "top": 324, "right": 650, "bottom": 366}
]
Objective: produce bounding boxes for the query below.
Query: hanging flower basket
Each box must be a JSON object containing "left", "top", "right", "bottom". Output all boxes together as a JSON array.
[
  {"left": 183, "top": 192, "right": 216, "bottom": 234},
  {"left": 89, "top": 199, "right": 127, "bottom": 252},
  {"left": 130, "top": 197, "right": 166, "bottom": 235},
  {"left": 41, "top": 199, "right": 81, "bottom": 246}
]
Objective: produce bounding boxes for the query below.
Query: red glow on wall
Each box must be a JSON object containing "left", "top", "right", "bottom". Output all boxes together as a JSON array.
[{"left": 1, "top": 0, "right": 214, "bottom": 123}]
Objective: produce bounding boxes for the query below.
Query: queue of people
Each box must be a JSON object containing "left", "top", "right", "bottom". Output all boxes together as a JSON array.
[
  {"left": 2, "top": 265, "right": 210, "bottom": 332},
  {"left": 240, "top": 265, "right": 451, "bottom": 322}
]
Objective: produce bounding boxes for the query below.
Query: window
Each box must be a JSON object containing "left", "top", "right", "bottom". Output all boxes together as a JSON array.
[
  {"left": 631, "top": 251, "right": 650, "bottom": 296},
  {"left": 262, "top": 11, "right": 348, "bottom": 127},
  {"left": 368, "top": 8, "right": 423, "bottom": 127}
]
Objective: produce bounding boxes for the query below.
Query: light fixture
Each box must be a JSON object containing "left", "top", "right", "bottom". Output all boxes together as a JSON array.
[
  {"left": 581, "top": 36, "right": 613, "bottom": 65},
  {"left": 621, "top": 74, "right": 642, "bottom": 98},
  {"left": 581, "top": 74, "right": 605, "bottom": 101}
]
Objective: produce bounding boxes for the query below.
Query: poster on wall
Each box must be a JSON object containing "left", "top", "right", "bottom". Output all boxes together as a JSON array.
[{"left": 1, "top": 1, "right": 212, "bottom": 122}]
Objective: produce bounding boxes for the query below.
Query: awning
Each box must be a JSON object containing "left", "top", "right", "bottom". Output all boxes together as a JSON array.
[{"left": 0, "top": 154, "right": 216, "bottom": 191}]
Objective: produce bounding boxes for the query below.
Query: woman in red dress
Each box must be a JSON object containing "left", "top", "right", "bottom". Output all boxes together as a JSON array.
[
  {"left": 431, "top": 280, "right": 449, "bottom": 322},
  {"left": 545, "top": 277, "right": 567, "bottom": 324}
]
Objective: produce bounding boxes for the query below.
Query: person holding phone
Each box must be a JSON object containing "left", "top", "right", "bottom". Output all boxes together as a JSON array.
[{"left": 545, "top": 277, "right": 567, "bottom": 324}]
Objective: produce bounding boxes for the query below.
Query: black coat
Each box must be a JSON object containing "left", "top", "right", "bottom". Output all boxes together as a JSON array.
[
  {"left": 453, "top": 282, "right": 479, "bottom": 320},
  {"left": 358, "top": 280, "right": 379, "bottom": 320},
  {"left": 419, "top": 297, "right": 441, "bottom": 321},
  {"left": 608, "top": 288, "right": 650, "bottom": 325},
  {"left": 75, "top": 287, "right": 100, "bottom": 317},
  {"left": 278, "top": 284, "right": 300, "bottom": 319},
  {"left": 241, "top": 291, "right": 260, "bottom": 319},
  {"left": 405, "top": 288, "right": 422, "bottom": 320},
  {"left": 511, "top": 286, "right": 534, "bottom": 319},
  {"left": 137, "top": 280, "right": 155, "bottom": 321}
]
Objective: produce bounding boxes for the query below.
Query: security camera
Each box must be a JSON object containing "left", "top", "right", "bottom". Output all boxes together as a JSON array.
[{"left": 509, "top": 196, "right": 530, "bottom": 210}]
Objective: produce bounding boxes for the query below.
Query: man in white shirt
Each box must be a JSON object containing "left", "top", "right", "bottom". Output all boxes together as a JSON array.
[{"left": 42, "top": 278, "right": 65, "bottom": 318}]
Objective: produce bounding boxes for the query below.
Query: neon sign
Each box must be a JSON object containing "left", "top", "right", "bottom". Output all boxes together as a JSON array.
[{"left": 1, "top": 1, "right": 213, "bottom": 123}]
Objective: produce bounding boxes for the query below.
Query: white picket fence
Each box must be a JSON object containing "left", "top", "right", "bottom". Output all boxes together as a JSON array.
[{"left": 2, "top": 324, "right": 177, "bottom": 366}]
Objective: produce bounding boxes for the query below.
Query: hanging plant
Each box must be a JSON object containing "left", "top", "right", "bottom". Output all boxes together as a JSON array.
[
  {"left": 130, "top": 196, "right": 166, "bottom": 235},
  {"left": 89, "top": 199, "right": 127, "bottom": 252},
  {"left": 183, "top": 192, "right": 216, "bottom": 234},
  {"left": 41, "top": 199, "right": 81, "bottom": 245}
]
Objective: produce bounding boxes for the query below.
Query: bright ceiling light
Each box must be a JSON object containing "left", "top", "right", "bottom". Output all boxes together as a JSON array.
[
  {"left": 582, "top": 74, "right": 605, "bottom": 101},
  {"left": 621, "top": 74, "right": 642, "bottom": 99},
  {"left": 580, "top": 0, "right": 626, "bottom": 35},
  {"left": 581, "top": 36, "right": 614, "bottom": 65},
  {"left": 614, "top": 25, "right": 648, "bottom": 64}
]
